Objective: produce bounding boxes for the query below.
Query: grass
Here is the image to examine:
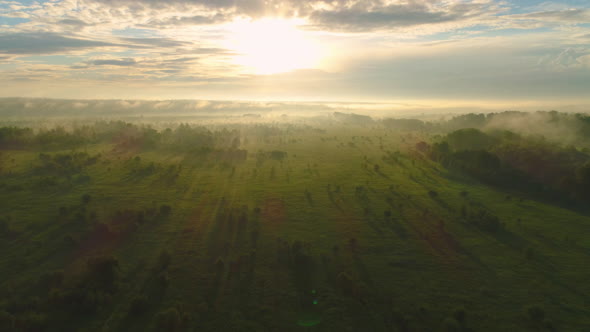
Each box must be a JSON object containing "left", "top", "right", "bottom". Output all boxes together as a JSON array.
[{"left": 0, "top": 124, "right": 589, "bottom": 331}]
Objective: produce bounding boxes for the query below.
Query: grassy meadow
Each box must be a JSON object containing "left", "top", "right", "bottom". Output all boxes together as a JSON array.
[{"left": 0, "top": 111, "right": 589, "bottom": 332}]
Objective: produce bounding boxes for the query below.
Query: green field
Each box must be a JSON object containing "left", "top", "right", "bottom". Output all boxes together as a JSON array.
[{"left": 1, "top": 114, "right": 589, "bottom": 331}]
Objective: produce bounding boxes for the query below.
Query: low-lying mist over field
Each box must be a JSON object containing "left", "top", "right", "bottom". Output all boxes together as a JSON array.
[
  {"left": 0, "top": 97, "right": 588, "bottom": 126},
  {"left": 2, "top": 98, "right": 590, "bottom": 146},
  {"left": 1, "top": 98, "right": 496, "bottom": 123}
]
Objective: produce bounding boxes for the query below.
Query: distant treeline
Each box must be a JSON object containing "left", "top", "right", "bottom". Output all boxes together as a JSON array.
[
  {"left": 422, "top": 128, "right": 590, "bottom": 206},
  {"left": 0, "top": 121, "right": 247, "bottom": 152},
  {"left": 383, "top": 111, "right": 590, "bottom": 148}
]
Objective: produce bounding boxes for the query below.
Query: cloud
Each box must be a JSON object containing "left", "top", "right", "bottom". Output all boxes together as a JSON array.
[
  {"left": 118, "top": 37, "right": 190, "bottom": 48},
  {"left": 139, "top": 13, "right": 228, "bottom": 28},
  {"left": 0, "top": 32, "right": 116, "bottom": 54},
  {"left": 495, "top": 8, "right": 590, "bottom": 29},
  {"left": 3, "top": 0, "right": 587, "bottom": 35},
  {"left": 58, "top": 18, "right": 94, "bottom": 28},
  {"left": 88, "top": 58, "right": 138, "bottom": 66},
  {"left": 308, "top": 1, "right": 502, "bottom": 32},
  {"left": 537, "top": 47, "right": 590, "bottom": 70},
  {"left": 11, "top": 0, "right": 500, "bottom": 33},
  {"left": 0, "top": 31, "right": 225, "bottom": 58},
  {"left": 515, "top": 8, "right": 590, "bottom": 22},
  {"left": 0, "top": 10, "right": 30, "bottom": 18}
]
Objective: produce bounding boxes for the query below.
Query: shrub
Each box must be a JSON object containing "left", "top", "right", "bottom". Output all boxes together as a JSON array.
[
  {"left": 349, "top": 238, "right": 358, "bottom": 252},
  {"left": 159, "top": 204, "right": 172, "bottom": 216},
  {"left": 157, "top": 250, "right": 172, "bottom": 271},
  {"left": 452, "top": 307, "right": 466, "bottom": 324},
  {"left": 526, "top": 305, "right": 545, "bottom": 322},
  {"left": 0, "top": 310, "right": 15, "bottom": 331},
  {"left": 155, "top": 308, "right": 182, "bottom": 331},
  {"left": 0, "top": 217, "right": 10, "bottom": 236},
  {"left": 128, "top": 296, "right": 149, "bottom": 316},
  {"left": 215, "top": 257, "right": 225, "bottom": 273},
  {"left": 467, "top": 209, "right": 503, "bottom": 233},
  {"left": 38, "top": 270, "right": 64, "bottom": 291},
  {"left": 86, "top": 255, "right": 119, "bottom": 291},
  {"left": 197, "top": 302, "right": 209, "bottom": 315},
  {"left": 17, "top": 312, "right": 47, "bottom": 331},
  {"left": 82, "top": 194, "right": 91, "bottom": 204},
  {"left": 156, "top": 271, "right": 169, "bottom": 290},
  {"left": 442, "top": 317, "right": 461, "bottom": 332},
  {"left": 59, "top": 206, "right": 68, "bottom": 216},
  {"left": 64, "top": 234, "right": 77, "bottom": 247},
  {"left": 337, "top": 272, "right": 354, "bottom": 296},
  {"left": 524, "top": 247, "right": 535, "bottom": 260}
]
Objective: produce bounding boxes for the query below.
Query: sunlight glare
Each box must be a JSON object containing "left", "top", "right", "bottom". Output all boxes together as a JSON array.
[{"left": 226, "top": 18, "right": 321, "bottom": 75}]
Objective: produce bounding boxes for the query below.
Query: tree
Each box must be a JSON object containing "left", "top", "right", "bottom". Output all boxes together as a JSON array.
[
  {"left": 0, "top": 217, "right": 10, "bottom": 236},
  {"left": 446, "top": 128, "right": 495, "bottom": 151},
  {"left": 525, "top": 305, "right": 546, "bottom": 328},
  {"left": 86, "top": 255, "right": 119, "bottom": 291},
  {"left": 128, "top": 296, "right": 149, "bottom": 316},
  {"left": 157, "top": 250, "right": 172, "bottom": 271},
  {"left": 0, "top": 311, "right": 15, "bottom": 331},
  {"left": 155, "top": 308, "right": 182, "bottom": 331},
  {"left": 349, "top": 238, "right": 358, "bottom": 252},
  {"left": 82, "top": 193, "right": 91, "bottom": 204},
  {"left": 159, "top": 204, "right": 172, "bottom": 216}
]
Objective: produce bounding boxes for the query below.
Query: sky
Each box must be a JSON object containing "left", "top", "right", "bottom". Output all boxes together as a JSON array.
[{"left": 0, "top": 0, "right": 589, "bottom": 104}]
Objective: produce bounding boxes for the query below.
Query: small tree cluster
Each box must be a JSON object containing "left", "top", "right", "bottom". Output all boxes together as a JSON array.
[{"left": 154, "top": 304, "right": 191, "bottom": 331}]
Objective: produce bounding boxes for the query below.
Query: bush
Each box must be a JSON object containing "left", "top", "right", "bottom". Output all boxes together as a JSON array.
[
  {"left": 155, "top": 308, "right": 182, "bottom": 331},
  {"left": 128, "top": 296, "right": 149, "bottom": 316},
  {"left": 157, "top": 250, "right": 172, "bottom": 271},
  {"left": 467, "top": 209, "right": 503, "bottom": 233},
  {"left": 159, "top": 204, "right": 172, "bottom": 216},
  {"left": 337, "top": 272, "right": 354, "bottom": 296},
  {"left": 82, "top": 194, "right": 91, "bottom": 204},
  {"left": 17, "top": 312, "right": 47, "bottom": 331},
  {"left": 524, "top": 247, "right": 535, "bottom": 260},
  {"left": 348, "top": 238, "right": 358, "bottom": 252},
  {"left": 197, "top": 302, "right": 209, "bottom": 315},
  {"left": 156, "top": 271, "right": 169, "bottom": 290},
  {"left": 0, "top": 310, "right": 15, "bottom": 331},
  {"left": 59, "top": 206, "right": 68, "bottom": 216},
  {"left": 526, "top": 305, "right": 545, "bottom": 322},
  {"left": 442, "top": 317, "right": 461, "bottom": 332},
  {"left": 452, "top": 307, "right": 466, "bottom": 324},
  {"left": 215, "top": 257, "right": 225, "bottom": 273},
  {"left": 86, "top": 255, "right": 119, "bottom": 291},
  {"left": 37, "top": 270, "right": 64, "bottom": 291},
  {"left": 63, "top": 234, "right": 77, "bottom": 247},
  {"left": 0, "top": 218, "right": 10, "bottom": 236}
]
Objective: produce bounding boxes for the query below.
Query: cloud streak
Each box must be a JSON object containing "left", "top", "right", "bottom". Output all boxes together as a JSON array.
[{"left": 0, "top": 32, "right": 116, "bottom": 55}]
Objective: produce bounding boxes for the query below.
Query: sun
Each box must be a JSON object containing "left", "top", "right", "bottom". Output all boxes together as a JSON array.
[{"left": 226, "top": 18, "right": 321, "bottom": 75}]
